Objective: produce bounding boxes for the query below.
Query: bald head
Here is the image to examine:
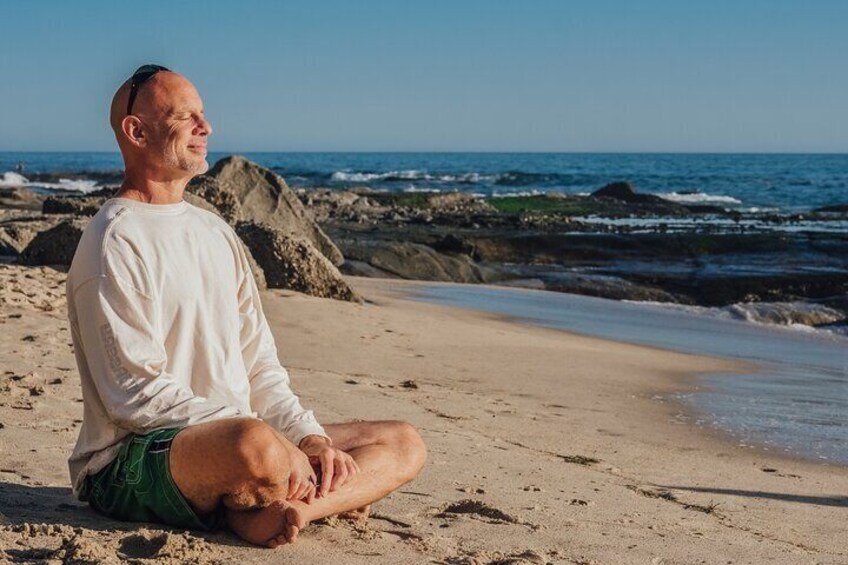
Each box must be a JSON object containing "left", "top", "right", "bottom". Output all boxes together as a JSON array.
[{"left": 110, "top": 68, "right": 212, "bottom": 181}]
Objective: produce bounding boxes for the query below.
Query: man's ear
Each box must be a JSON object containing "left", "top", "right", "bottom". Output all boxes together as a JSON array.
[{"left": 121, "top": 116, "right": 147, "bottom": 148}]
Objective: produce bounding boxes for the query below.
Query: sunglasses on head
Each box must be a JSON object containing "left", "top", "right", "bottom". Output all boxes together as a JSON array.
[{"left": 126, "top": 64, "right": 171, "bottom": 116}]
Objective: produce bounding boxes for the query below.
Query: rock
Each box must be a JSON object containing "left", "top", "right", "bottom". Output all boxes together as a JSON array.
[
  {"left": 591, "top": 181, "right": 667, "bottom": 205},
  {"left": 343, "top": 241, "right": 486, "bottom": 283},
  {"left": 432, "top": 233, "right": 476, "bottom": 256},
  {"left": 188, "top": 156, "right": 344, "bottom": 266},
  {"left": 20, "top": 217, "right": 89, "bottom": 266},
  {"left": 0, "top": 187, "right": 43, "bottom": 210},
  {"left": 813, "top": 203, "right": 848, "bottom": 214},
  {"left": 591, "top": 181, "right": 640, "bottom": 201},
  {"left": 236, "top": 222, "right": 359, "bottom": 302},
  {"left": 1, "top": 218, "right": 65, "bottom": 256},
  {"left": 43, "top": 195, "right": 105, "bottom": 216},
  {"left": 543, "top": 273, "right": 680, "bottom": 303}
]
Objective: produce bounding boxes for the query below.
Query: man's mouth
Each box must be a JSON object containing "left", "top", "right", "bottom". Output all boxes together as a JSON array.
[{"left": 188, "top": 144, "right": 208, "bottom": 154}]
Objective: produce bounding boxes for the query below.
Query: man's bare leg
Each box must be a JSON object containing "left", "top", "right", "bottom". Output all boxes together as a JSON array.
[
  {"left": 168, "top": 417, "right": 304, "bottom": 543},
  {"left": 226, "top": 420, "right": 427, "bottom": 548}
]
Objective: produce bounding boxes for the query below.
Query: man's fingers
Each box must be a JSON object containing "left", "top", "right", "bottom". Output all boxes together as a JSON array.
[
  {"left": 332, "top": 456, "right": 348, "bottom": 491},
  {"left": 319, "top": 453, "right": 334, "bottom": 497},
  {"left": 287, "top": 474, "right": 299, "bottom": 499},
  {"left": 345, "top": 458, "right": 358, "bottom": 484}
]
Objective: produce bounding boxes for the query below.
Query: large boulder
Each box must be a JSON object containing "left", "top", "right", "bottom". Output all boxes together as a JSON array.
[
  {"left": 188, "top": 156, "right": 344, "bottom": 266},
  {"left": 236, "top": 222, "right": 359, "bottom": 302},
  {"left": 20, "top": 217, "right": 89, "bottom": 266}
]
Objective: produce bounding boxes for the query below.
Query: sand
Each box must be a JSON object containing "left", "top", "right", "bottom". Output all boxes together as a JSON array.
[{"left": 1, "top": 264, "right": 846, "bottom": 564}]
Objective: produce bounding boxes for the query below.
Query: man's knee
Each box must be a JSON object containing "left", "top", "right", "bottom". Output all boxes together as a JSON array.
[
  {"left": 385, "top": 421, "right": 427, "bottom": 482},
  {"left": 227, "top": 418, "right": 289, "bottom": 482}
]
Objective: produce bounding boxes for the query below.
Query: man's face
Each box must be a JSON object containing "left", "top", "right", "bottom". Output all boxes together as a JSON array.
[{"left": 135, "top": 73, "right": 212, "bottom": 177}]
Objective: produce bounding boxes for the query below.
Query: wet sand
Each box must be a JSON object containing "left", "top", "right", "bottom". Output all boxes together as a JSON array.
[{"left": 1, "top": 266, "right": 846, "bottom": 564}]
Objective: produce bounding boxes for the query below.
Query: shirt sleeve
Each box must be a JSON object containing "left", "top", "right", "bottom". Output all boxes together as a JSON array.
[
  {"left": 235, "top": 239, "right": 328, "bottom": 446},
  {"left": 70, "top": 232, "right": 246, "bottom": 433}
]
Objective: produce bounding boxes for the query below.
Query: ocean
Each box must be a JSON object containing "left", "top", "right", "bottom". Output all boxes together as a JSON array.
[{"left": 2, "top": 152, "right": 847, "bottom": 213}]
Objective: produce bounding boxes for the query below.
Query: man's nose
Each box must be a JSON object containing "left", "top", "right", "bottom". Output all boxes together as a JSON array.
[{"left": 195, "top": 115, "right": 212, "bottom": 137}]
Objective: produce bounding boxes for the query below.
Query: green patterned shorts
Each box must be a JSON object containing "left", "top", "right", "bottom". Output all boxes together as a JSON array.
[{"left": 80, "top": 428, "right": 222, "bottom": 531}]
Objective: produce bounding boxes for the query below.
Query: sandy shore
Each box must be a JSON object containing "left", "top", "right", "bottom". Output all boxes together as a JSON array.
[{"left": 1, "top": 265, "right": 846, "bottom": 564}]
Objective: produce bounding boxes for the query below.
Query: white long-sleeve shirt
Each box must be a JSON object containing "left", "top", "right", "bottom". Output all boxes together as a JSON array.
[{"left": 66, "top": 197, "right": 326, "bottom": 496}]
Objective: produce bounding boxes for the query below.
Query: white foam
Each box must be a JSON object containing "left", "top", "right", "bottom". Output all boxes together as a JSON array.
[
  {"left": 657, "top": 191, "right": 743, "bottom": 205},
  {"left": 0, "top": 171, "right": 29, "bottom": 187},
  {"left": 0, "top": 171, "right": 99, "bottom": 193},
  {"left": 623, "top": 299, "right": 846, "bottom": 335},
  {"left": 490, "top": 189, "right": 548, "bottom": 199}
]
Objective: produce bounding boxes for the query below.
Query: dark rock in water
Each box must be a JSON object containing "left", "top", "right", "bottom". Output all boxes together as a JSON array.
[
  {"left": 236, "top": 222, "right": 359, "bottom": 302},
  {"left": 813, "top": 203, "right": 848, "bottom": 214},
  {"left": 591, "top": 181, "right": 641, "bottom": 202},
  {"left": 542, "top": 273, "right": 680, "bottom": 303},
  {"left": 342, "top": 241, "right": 487, "bottom": 284},
  {"left": 591, "top": 181, "right": 669, "bottom": 206},
  {"left": 20, "top": 218, "right": 89, "bottom": 266},
  {"left": 43, "top": 196, "right": 104, "bottom": 216},
  {"left": 189, "top": 156, "right": 344, "bottom": 266}
]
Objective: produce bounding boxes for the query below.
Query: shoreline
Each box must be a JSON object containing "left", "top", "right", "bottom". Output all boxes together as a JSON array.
[{"left": 385, "top": 277, "right": 848, "bottom": 466}]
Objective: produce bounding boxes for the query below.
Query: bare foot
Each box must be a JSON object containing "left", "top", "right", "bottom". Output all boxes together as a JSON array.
[
  {"left": 227, "top": 500, "right": 308, "bottom": 548},
  {"left": 338, "top": 503, "right": 372, "bottom": 524}
]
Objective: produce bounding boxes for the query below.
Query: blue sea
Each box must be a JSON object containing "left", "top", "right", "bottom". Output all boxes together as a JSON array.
[{"left": 2, "top": 152, "right": 847, "bottom": 213}]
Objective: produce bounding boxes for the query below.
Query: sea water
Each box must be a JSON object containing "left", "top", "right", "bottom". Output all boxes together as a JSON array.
[
  {"left": 2, "top": 152, "right": 847, "bottom": 213},
  {"left": 407, "top": 283, "right": 848, "bottom": 465}
]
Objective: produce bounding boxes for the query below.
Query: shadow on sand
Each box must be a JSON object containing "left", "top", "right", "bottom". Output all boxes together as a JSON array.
[{"left": 659, "top": 485, "right": 848, "bottom": 508}]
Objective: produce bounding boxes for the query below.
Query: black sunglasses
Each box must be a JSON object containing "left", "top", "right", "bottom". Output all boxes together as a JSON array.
[{"left": 126, "top": 64, "right": 171, "bottom": 116}]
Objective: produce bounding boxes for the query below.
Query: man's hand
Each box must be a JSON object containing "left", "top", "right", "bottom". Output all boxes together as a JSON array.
[
  {"left": 284, "top": 440, "right": 318, "bottom": 503},
  {"left": 298, "top": 435, "right": 360, "bottom": 498}
]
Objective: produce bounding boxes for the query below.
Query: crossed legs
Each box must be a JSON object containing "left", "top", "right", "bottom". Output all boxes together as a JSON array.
[{"left": 169, "top": 417, "right": 427, "bottom": 547}]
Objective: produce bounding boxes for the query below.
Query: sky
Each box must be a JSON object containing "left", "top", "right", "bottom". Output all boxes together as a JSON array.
[{"left": 0, "top": 0, "right": 846, "bottom": 153}]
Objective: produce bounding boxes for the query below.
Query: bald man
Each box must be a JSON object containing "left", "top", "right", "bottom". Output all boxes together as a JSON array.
[{"left": 65, "top": 64, "right": 426, "bottom": 548}]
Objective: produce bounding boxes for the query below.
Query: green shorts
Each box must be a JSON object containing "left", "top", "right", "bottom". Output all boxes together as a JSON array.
[{"left": 80, "top": 428, "right": 222, "bottom": 531}]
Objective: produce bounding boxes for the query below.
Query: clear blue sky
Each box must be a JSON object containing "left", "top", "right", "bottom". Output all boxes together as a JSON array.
[{"left": 1, "top": 0, "right": 846, "bottom": 152}]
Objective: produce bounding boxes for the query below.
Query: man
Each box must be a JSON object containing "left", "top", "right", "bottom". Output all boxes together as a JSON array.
[{"left": 66, "top": 64, "right": 427, "bottom": 548}]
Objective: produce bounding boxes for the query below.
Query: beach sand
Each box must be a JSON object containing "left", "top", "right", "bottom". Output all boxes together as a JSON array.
[{"left": 0, "top": 265, "right": 845, "bottom": 564}]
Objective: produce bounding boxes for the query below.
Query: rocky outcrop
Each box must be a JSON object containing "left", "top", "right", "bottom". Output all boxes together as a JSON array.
[
  {"left": 341, "top": 241, "right": 486, "bottom": 283},
  {"left": 20, "top": 218, "right": 89, "bottom": 266},
  {"left": 43, "top": 196, "right": 103, "bottom": 216},
  {"left": 236, "top": 222, "right": 359, "bottom": 302},
  {"left": 188, "top": 156, "right": 344, "bottom": 266}
]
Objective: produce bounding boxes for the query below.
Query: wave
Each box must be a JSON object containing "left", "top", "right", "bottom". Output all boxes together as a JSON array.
[
  {"left": 626, "top": 299, "right": 847, "bottom": 337},
  {"left": 0, "top": 171, "right": 100, "bottom": 193},
  {"left": 656, "top": 191, "right": 743, "bottom": 205},
  {"left": 490, "top": 189, "right": 549, "bottom": 199},
  {"left": 330, "top": 170, "right": 498, "bottom": 184}
]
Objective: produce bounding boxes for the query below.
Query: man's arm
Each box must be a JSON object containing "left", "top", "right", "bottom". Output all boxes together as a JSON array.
[
  {"left": 72, "top": 273, "right": 246, "bottom": 432},
  {"left": 235, "top": 242, "right": 328, "bottom": 446}
]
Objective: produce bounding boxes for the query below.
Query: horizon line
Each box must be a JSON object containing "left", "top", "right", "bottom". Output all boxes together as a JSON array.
[{"left": 1, "top": 150, "right": 847, "bottom": 156}]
